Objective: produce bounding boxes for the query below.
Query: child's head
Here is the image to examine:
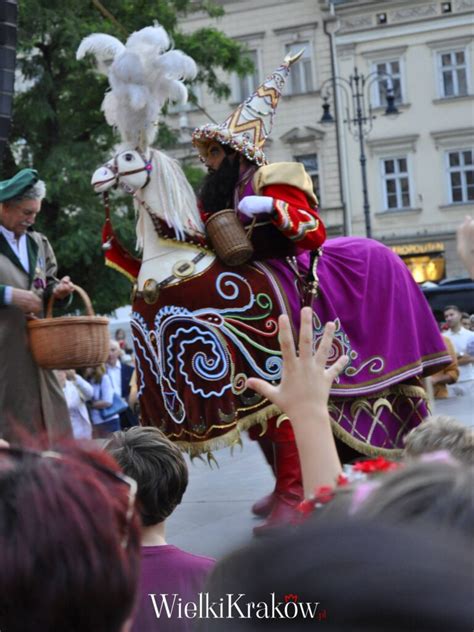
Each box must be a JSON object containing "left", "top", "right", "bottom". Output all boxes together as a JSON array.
[
  {"left": 107, "top": 427, "right": 188, "bottom": 526},
  {"left": 0, "top": 443, "right": 141, "bottom": 632},
  {"left": 403, "top": 415, "right": 473, "bottom": 465}
]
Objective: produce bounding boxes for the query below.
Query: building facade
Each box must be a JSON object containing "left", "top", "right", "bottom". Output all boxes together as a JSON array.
[
  {"left": 166, "top": 0, "right": 345, "bottom": 234},
  {"left": 166, "top": 0, "right": 474, "bottom": 280},
  {"left": 329, "top": 0, "right": 474, "bottom": 279}
]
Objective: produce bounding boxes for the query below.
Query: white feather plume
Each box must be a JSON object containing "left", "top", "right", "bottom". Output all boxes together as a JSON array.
[
  {"left": 126, "top": 25, "right": 170, "bottom": 53},
  {"left": 77, "top": 24, "right": 198, "bottom": 148},
  {"left": 76, "top": 33, "right": 125, "bottom": 76}
]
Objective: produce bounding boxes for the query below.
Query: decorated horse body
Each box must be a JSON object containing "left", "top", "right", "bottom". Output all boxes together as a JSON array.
[
  {"left": 80, "top": 24, "right": 449, "bottom": 459},
  {"left": 92, "top": 145, "right": 450, "bottom": 457}
]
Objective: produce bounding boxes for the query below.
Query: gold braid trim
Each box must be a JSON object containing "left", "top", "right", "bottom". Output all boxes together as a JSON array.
[
  {"left": 174, "top": 403, "right": 281, "bottom": 458},
  {"left": 172, "top": 384, "right": 429, "bottom": 459},
  {"left": 330, "top": 422, "right": 404, "bottom": 458},
  {"left": 105, "top": 258, "right": 137, "bottom": 283},
  {"left": 329, "top": 383, "right": 430, "bottom": 458}
]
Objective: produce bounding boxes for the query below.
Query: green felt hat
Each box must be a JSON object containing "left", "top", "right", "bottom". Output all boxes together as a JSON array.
[{"left": 0, "top": 169, "right": 39, "bottom": 202}]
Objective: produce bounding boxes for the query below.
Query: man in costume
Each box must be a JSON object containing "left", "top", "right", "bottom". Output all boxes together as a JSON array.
[
  {"left": 80, "top": 26, "right": 450, "bottom": 536},
  {"left": 191, "top": 54, "right": 450, "bottom": 534},
  {"left": 0, "top": 168, "right": 74, "bottom": 441},
  {"left": 192, "top": 53, "right": 330, "bottom": 534}
]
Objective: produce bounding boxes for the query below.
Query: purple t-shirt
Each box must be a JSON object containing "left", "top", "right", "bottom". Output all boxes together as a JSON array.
[{"left": 131, "top": 545, "right": 215, "bottom": 632}]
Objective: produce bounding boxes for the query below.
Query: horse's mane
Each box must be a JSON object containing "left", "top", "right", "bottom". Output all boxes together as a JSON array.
[{"left": 135, "top": 148, "right": 204, "bottom": 248}]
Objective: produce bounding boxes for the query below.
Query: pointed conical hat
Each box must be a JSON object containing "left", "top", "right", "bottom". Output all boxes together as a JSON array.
[{"left": 192, "top": 51, "right": 303, "bottom": 166}]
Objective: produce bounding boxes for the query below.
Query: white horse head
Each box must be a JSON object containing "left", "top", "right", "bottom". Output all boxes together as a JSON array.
[{"left": 92, "top": 145, "right": 205, "bottom": 247}]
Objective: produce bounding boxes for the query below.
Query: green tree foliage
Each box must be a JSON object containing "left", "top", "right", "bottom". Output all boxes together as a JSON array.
[{"left": 3, "top": 0, "right": 252, "bottom": 313}]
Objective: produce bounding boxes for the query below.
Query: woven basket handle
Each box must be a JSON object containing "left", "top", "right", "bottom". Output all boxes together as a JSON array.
[
  {"left": 46, "top": 284, "right": 95, "bottom": 319},
  {"left": 245, "top": 216, "right": 257, "bottom": 239}
]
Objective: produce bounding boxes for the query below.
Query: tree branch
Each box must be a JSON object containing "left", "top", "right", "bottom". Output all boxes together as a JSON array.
[{"left": 91, "top": 0, "right": 128, "bottom": 36}]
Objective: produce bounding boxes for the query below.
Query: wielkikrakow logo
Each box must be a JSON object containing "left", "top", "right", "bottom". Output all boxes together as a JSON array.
[{"left": 148, "top": 593, "right": 327, "bottom": 621}]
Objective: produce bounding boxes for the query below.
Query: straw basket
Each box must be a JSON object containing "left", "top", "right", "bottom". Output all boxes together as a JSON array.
[
  {"left": 205, "top": 209, "right": 256, "bottom": 266},
  {"left": 27, "top": 285, "right": 110, "bottom": 370}
]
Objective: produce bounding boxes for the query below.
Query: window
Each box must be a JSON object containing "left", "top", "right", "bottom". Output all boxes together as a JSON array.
[
  {"left": 372, "top": 59, "right": 403, "bottom": 106},
  {"left": 232, "top": 50, "right": 260, "bottom": 102},
  {"left": 438, "top": 49, "right": 468, "bottom": 97},
  {"left": 446, "top": 149, "right": 474, "bottom": 203},
  {"left": 285, "top": 42, "right": 314, "bottom": 94},
  {"left": 381, "top": 157, "right": 411, "bottom": 210},
  {"left": 294, "top": 153, "right": 320, "bottom": 201}
]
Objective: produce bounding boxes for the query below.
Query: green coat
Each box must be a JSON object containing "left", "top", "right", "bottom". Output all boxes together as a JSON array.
[{"left": 0, "top": 229, "right": 72, "bottom": 441}]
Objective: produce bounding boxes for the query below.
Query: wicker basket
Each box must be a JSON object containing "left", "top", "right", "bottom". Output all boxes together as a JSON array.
[
  {"left": 27, "top": 285, "right": 110, "bottom": 370},
  {"left": 205, "top": 209, "right": 255, "bottom": 266}
]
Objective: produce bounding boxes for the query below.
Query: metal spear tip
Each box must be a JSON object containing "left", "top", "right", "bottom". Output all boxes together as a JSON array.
[{"left": 284, "top": 49, "right": 305, "bottom": 66}]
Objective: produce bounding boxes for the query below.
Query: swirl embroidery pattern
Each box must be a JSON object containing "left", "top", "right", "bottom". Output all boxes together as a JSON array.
[
  {"left": 132, "top": 271, "right": 283, "bottom": 425},
  {"left": 312, "top": 312, "right": 385, "bottom": 381}
]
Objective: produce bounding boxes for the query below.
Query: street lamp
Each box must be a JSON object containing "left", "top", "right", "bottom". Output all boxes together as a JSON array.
[{"left": 320, "top": 67, "right": 400, "bottom": 238}]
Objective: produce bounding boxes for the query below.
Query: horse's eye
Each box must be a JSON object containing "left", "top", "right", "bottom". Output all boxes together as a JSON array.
[{"left": 124, "top": 153, "right": 134, "bottom": 161}]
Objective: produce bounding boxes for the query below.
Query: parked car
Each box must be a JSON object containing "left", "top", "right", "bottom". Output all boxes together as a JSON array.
[{"left": 421, "top": 277, "right": 474, "bottom": 321}]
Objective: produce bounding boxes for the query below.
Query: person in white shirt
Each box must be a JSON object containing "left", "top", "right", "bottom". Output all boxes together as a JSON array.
[
  {"left": 443, "top": 305, "right": 474, "bottom": 397},
  {"left": 56, "top": 370, "right": 93, "bottom": 440},
  {"left": 84, "top": 364, "right": 121, "bottom": 437},
  {"left": 106, "top": 339, "right": 137, "bottom": 429}
]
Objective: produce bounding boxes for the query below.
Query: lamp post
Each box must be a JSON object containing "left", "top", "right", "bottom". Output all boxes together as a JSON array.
[{"left": 320, "top": 67, "right": 400, "bottom": 238}]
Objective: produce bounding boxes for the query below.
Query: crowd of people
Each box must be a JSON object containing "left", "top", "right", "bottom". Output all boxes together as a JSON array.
[
  {"left": 0, "top": 307, "right": 472, "bottom": 631},
  {"left": 0, "top": 35, "right": 473, "bottom": 628},
  {"left": 56, "top": 334, "right": 138, "bottom": 440},
  {"left": 0, "top": 153, "right": 472, "bottom": 632}
]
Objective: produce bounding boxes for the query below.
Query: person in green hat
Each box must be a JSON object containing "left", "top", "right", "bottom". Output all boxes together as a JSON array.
[{"left": 0, "top": 168, "right": 74, "bottom": 441}]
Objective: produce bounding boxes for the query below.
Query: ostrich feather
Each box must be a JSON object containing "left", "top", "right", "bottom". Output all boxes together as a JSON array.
[
  {"left": 156, "top": 50, "right": 197, "bottom": 81},
  {"left": 126, "top": 25, "right": 170, "bottom": 53},
  {"left": 76, "top": 33, "right": 125, "bottom": 76},
  {"left": 78, "top": 23, "right": 198, "bottom": 148}
]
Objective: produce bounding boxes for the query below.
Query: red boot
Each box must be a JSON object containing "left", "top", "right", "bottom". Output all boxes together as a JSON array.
[
  {"left": 249, "top": 432, "right": 277, "bottom": 518},
  {"left": 253, "top": 439, "right": 303, "bottom": 536}
]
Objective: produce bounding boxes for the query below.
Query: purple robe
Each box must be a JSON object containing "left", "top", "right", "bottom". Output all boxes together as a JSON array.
[
  {"left": 131, "top": 178, "right": 450, "bottom": 457},
  {"left": 238, "top": 177, "right": 450, "bottom": 455}
]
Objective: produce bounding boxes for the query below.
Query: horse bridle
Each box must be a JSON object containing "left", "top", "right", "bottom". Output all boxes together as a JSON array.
[{"left": 111, "top": 147, "right": 153, "bottom": 190}]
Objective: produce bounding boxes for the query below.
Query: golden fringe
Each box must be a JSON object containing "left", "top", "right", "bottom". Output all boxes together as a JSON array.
[
  {"left": 165, "top": 386, "right": 429, "bottom": 460},
  {"left": 174, "top": 404, "right": 281, "bottom": 458},
  {"left": 330, "top": 422, "right": 404, "bottom": 458},
  {"left": 105, "top": 259, "right": 137, "bottom": 283}
]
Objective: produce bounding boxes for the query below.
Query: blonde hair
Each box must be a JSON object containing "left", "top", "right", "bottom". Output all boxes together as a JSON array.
[
  {"left": 89, "top": 364, "right": 106, "bottom": 384},
  {"left": 403, "top": 415, "right": 473, "bottom": 465}
]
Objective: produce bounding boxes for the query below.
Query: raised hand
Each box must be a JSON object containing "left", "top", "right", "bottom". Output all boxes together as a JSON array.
[
  {"left": 247, "top": 306, "right": 348, "bottom": 428},
  {"left": 246, "top": 306, "right": 348, "bottom": 496}
]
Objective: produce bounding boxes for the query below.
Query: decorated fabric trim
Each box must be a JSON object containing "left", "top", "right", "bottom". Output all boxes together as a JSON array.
[
  {"left": 253, "top": 163, "right": 318, "bottom": 207},
  {"left": 102, "top": 218, "right": 141, "bottom": 282},
  {"left": 273, "top": 199, "right": 320, "bottom": 242},
  {"left": 192, "top": 124, "right": 268, "bottom": 167}
]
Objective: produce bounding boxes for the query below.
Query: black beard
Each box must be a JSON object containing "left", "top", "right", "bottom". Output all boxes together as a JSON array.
[{"left": 199, "top": 155, "right": 241, "bottom": 213}]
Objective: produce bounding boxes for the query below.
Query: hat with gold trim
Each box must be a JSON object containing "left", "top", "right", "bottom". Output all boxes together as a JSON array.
[
  {"left": 192, "top": 51, "right": 303, "bottom": 167},
  {"left": 0, "top": 169, "right": 39, "bottom": 202}
]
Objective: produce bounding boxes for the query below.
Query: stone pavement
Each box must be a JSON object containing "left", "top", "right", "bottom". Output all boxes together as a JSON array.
[
  {"left": 432, "top": 391, "right": 473, "bottom": 428},
  {"left": 165, "top": 392, "right": 473, "bottom": 561},
  {"left": 167, "top": 434, "right": 273, "bottom": 560}
]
